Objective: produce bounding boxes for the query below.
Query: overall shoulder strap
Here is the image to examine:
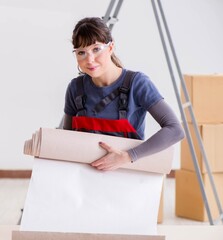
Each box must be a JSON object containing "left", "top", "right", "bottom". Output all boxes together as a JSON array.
[
  {"left": 74, "top": 75, "right": 87, "bottom": 116},
  {"left": 119, "top": 70, "right": 136, "bottom": 119},
  {"left": 93, "top": 70, "right": 137, "bottom": 118}
]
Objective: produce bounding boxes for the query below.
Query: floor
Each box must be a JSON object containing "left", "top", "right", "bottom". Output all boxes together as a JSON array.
[{"left": 0, "top": 178, "right": 208, "bottom": 226}]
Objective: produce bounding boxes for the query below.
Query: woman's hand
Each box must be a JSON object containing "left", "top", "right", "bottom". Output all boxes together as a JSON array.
[{"left": 90, "top": 141, "right": 132, "bottom": 171}]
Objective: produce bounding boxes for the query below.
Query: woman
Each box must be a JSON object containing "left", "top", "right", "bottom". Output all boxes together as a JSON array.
[{"left": 63, "top": 17, "right": 185, "bottom": 171}]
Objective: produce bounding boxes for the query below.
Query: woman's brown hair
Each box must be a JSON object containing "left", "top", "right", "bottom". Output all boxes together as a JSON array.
[{"left": 72, "top": 17, "right": 123, "bottom": 68}]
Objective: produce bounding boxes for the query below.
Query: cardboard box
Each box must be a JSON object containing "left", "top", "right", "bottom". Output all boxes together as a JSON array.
[
  {"left": 157, "top": 183, "right": 164, "bottom": 224},
  {"left": 182, "top": 75, "right": 223, "bottom": 123},
  {"left": 175, "top": 169, "right": 223, "bottom": 221},
  {"left": 181, "top": 123, "right": 223, "bottom": 173}
]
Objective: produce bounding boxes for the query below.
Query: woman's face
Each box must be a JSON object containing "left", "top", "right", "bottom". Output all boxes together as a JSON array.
[{"left": 74, "top": 41, "right": 113, "bottom": 77}]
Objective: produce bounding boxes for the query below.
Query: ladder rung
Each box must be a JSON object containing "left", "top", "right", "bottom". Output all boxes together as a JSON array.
[
  {"left": 106, "top": 17, "right": 118, "bottom": 24},
  {"left": 182, "top": 101, "right": 191, "bottom": 109}
]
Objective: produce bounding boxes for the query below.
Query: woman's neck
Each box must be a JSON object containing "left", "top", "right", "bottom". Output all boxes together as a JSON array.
[{"left": 92, "top": 65, "right": 123, "bottom": 87}]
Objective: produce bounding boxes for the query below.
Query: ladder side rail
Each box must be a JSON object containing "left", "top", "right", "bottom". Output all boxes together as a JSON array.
[
  {"left": 150, "top": 0, "right": 214, "bottom": 225},
  {"left": 109, "top": 0, "right": 124, "bottom": 31},
  {"left": 103, "top": 0, "right": 116, "bottom": 23},
  {"left": 156, "top": 0, "right": 223, "bottom": 223}
]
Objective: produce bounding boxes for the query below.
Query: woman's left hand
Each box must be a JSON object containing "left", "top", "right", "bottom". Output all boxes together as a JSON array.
[{"left": 90, "top": 141, "right": 132, "bottom": 171}]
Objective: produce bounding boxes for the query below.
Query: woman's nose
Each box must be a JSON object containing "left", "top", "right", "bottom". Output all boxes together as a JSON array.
[{"left": 85, "top": 52, "right": 95, "bottom": 62}]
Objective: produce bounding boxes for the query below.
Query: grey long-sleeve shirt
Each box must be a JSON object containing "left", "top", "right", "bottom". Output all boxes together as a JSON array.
[{"left": 127, "top": 99, "right": 185, "bottom": 161}]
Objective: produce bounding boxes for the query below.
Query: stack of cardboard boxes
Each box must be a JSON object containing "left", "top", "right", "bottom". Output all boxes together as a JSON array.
[{"left": 176, "top": 75, "right": 223, "bottom": 221}]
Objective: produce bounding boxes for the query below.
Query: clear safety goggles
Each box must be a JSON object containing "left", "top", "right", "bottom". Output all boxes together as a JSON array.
[{"left": 73, "top": 42, "right": 111, "bottom": 60}]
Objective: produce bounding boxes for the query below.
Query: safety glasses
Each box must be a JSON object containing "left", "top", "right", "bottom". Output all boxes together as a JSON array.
[{"left": 73, "top": 42, "right": 111, "bottom": 60}]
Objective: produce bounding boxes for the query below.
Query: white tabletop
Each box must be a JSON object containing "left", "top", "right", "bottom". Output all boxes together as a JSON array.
[{"left": 0, "top": 225, "right": 223, "bottom": 240}]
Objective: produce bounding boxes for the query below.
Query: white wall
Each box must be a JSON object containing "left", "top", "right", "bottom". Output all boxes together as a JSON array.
[{"left": 0, "top": 0, "right": 223, "bottom": 170}]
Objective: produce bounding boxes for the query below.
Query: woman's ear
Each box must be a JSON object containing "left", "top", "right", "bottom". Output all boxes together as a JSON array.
[{"left": 109, "top": 41, "right": 115, "bottom": 53}]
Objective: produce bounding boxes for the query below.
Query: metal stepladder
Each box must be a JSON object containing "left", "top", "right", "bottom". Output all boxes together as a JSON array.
[{"left": 102, "top": 0, "right": 223, "bottom": 225}]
